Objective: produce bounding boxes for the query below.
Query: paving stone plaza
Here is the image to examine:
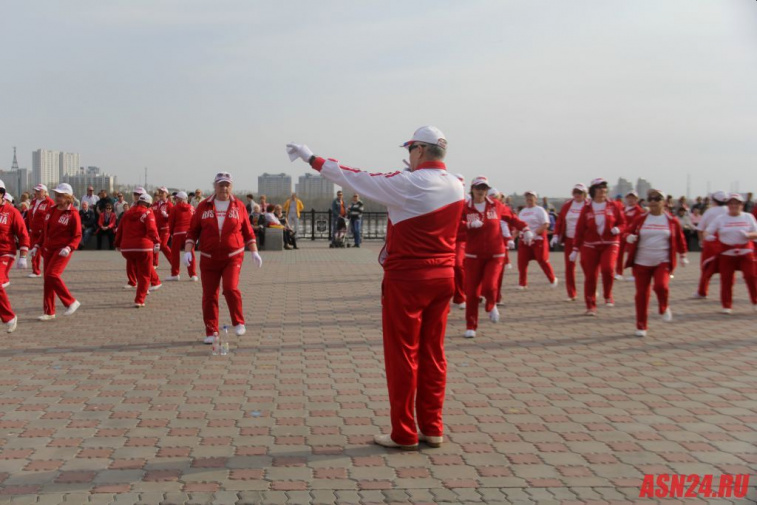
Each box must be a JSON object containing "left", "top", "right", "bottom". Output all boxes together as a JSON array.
[{"left": 0, "top": 243, "right": 754, "bottom": 504}]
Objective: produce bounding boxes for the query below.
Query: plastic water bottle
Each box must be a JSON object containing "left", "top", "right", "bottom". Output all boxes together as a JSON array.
[
  {"left": 211, "top": 332, "right": 220, "bottom": 355},
  {"left": 221, "top": 325, "right": 229, "bottom": 355}
]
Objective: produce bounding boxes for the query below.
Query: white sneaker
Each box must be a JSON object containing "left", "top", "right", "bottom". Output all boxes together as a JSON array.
[
  {"left": 585, "top": 310, "right": 597, "bottom": 317},
  {"left": 605, "top": 300, "right": 615, "bottom": 307},
  {"left": 234, "top": 324, "right": 246, "bottom": 336},
  {"left": 1, "top": 282, "right": 9, "bottom": 288},
  {"left": 488, "top": 306, "right": 500, "bottom": 323},
  {"left": 27, "top": 273, "right": 41, "bottom": 278},
  {"left": 38, "top": 314, "right": 56, "bottom": 321},
  {"left": 149, "top": 284, "right": 162, "bottom": 292},
  {"left": 6, "top": 316, "right": 17, "bottom": 333},
  {"left": 721, "top": 308, "right": 733, "bottom": 315},
  {"left": 614, "top": 274, "right": 624, "bottom": 281},
  {"left": 506, "top": 263, "right": 513, "bottom": 270},
  {"left": 64, "top": 300, "right": 80, "bottom": 316},
  {"left": 164, "top": 275, "right": 180, "bottom": 282},
  {"left": 418, "top": 432, "right": 443, "bottom": 448},
  {"left": 464, "top": 329, "right": 476, "bottom": 338},
  {"left": 123, "top": 284, "right": 136, "bottom": 289},
  {"left": 565, "top": 297, "right": 577, "bottom": 302},
  {"left": 189, "top": 276, "right": 199, "bottom": 282},
  {"left": 661, "top": 308, "right": 673, "bottom": 322},
  {"left": 134, "top": 303, "right": 145, "bottom": 308},
  {"left": 373, "top": 433, "right": 417, "bottom": 450},
  {"left": 691, "top": 292, "right": 706, "bottom": 299},
  {"left": 203, "top": 335, "right": 215, "bottom": 344},
  {"left": 453, "top": 302, "right": 466, "bottom": 310},
  {"left": 550, "top": 278, "right": 559, "bottom": 288},
  {"left": 627, "top": 275, "right": 635, "bottom": 282},
  {"left": 517, "top": 285, "right": 527, "bottom": 291},
  {"left": 635, "top": 329, "right": 647, "bottom": 337}
]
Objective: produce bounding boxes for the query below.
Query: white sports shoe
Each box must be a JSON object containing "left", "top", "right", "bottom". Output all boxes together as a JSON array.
[
  {"left": 38, "top": 314, "right": 56, "bottom": 321},
  {"left": 64, "top": 300, "right": 81, "bottom": 316},
  {"left": 565, "top": 297, "right": 577, "bottom": 302},
  {"left": 721, "top": 308, "right": 733, "bottom": 315},
  {"left": 585, "top": 310, "right": 597, "bottom": 317},
  {"left": 635, "top": 329, "right": 647, "bottom": 337},
  {"left": 691, "top": 292, "right": 706, "bottom": 299},
  {"left": 6, "top": 316, "right": 17, "bottom": 333},
  {"left": 373, "top": 433, "right": 417, "bottom": 450},
  {"left": 1, "top": 282, "right": 9, "bottom": 288},
  {"left": 506, "top": 263, "right": 513, "bottom": 270},
  {"left": 550, "top": 278, "right": 559, "bottom": 288},
  {"left": 488, "top": 306, "right": 500, "bottom": 323},
  {"left": 27, "top": 273, "right": 41, "bottom": 278},
  {"left": 165, "top": 275, "right": 180, "bottom": 282},
  {"left": 123, "top": 284, "right": 136, "bottom": 289},
  {"left": 418, "top": 432, "right": 443, "bottom": 448},
  {"left": 134, "top": 303, "right": 145, "bottom": 308},
  {"left": 149, "top": 284, "right": 162, "bottom": 292},
  {"left": 614, "top": 274, "right": 624, "bottom": 281},
  {"left": 627, "top": 275, "right": 635, "bottom": 282},
  {"left": 453, "top": 302, "right": 466, "bottom": 310},
  {"left": 203, "top": 335, "right": 215, "bottom": 344},
  {"left": 517, "top": 285, "right": 527, "bottom": 291},
  {"left": 234, "top": 324, "right": 246, "bottom": 336},
  {"left": 605, "top": 300, "right": 615, "bottom": 307},
  {"left": 190, "top": 276, "right": 199, "bottom": 282},
  {"left": 661, "top": 308, "right": 673, "bottom": 322},
  {"left": 464, "top": 329, "right": 476, "bottom": 338}
]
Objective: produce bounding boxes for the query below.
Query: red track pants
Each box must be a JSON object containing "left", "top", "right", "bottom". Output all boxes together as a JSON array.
[
  {"left": 496, "top": 241, "right": 510, "bottom": 304},
  {"left": 616, "top": 239, "right": 627, "bottom": 276},
  {"left": 465, "top": 255, "right": 505, "bottom": 330},
  {"left": 580, "top": 243, "right": 619, "bottom": 310},
  {"left": 563, "top": 237, "right": 578, "bottom": 299},
  {"left": 517, "top": 240, "right": 555, "bottom": 287},
  {"left": 200, "top": 255, "right": 244, "bottom": 337},
  {"left": 170, "top": 235, "right": 196, "bottom": 277},
  {"left": 122, "top": 251, "right": 154, "bottom": 304},
  {"left": 30, "top": 231, "right": 42, "bottom": 275},
  {"left": 718, "top": 253, "right": 757, "bottom": 309},
  {"left": 453, "top": 241, "right": 466, "bottom": 304},
  {"left": 127, "top": 254, "right": 160, "bottom": 287},
  {"left": 153, "top": 230, "right": 172, "bottom": 267},
  {"left": 632, "top": 263, "right": 670, "bottom": 330},
  {"left": 0, "top": 256, "right": 14, "bottom": 284},
  {"left": 0, "top": 286, "right": 14, "bottom": 323},
  {"left": 381, "top": 276, "right": 453, "bottom": 446},
  {"left": 697, "top": 241, "right": 719, "bottom": 297},
  {"left": 42, "top": 250, "right": 75, "bottom": 316}
]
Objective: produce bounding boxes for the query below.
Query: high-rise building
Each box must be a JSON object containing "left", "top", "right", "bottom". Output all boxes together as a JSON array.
[
  {"left": 295, "top": 173, "right": 334, "bottom": 199},
  {"left": 258, "top": 173, "right": 292, "bottom": 200},
  {"left": 59, "top": 152, "right": 80, "bottom": 179},
  {"left": 613, "top": 177, "right": 634, "bottom": 197},
  {"left": 62, "top": 172, "right": 117, "bottom": 199},
  {"left": 32, "top": 149, "right": 60, "bottom": 187},
  {"left": 636, "top": 178, "right": 652, "bottom": 198}
]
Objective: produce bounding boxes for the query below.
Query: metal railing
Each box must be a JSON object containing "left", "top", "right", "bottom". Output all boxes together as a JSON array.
[{"left": 299, "top": 209, "right": 388, "bottom": 240}]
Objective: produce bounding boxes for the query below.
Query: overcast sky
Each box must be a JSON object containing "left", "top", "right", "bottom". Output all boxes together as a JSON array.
[{"left": 1, "top": 0, "right": 755, "bottom": 198}]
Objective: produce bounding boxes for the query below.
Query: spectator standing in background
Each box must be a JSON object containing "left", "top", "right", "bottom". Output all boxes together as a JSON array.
[
  {"left": 78, "top": 202, "right": 97, "bottom": 249},
  {"left": 81, "top": 186, "right": 99, "bottom": 209},
  {"left": 114, "top": 193, "right": 127, "bottom": 217},
  {"left": 744, "top": 192, "right": 754, "bottom": 213},
  {"left": 96, "top": 189, "right": 114, "bottom": 218},
  {"left": 331, "top": 190, "right": 346, "bottom": 247},
  {"left": 282, "top": 192, "right": 304, "bottom": 235},
  {"left": 348, "top": 193, "right": 364, "bottom": 248},
  {"left": 691, "top": 196, "right": 705, "bottom": 214},
  {"left": 245, "top": 194, "right": 256, "bottom": 215},
  {"left": 258, "top": 195, "right": 268, "bottom": 215},
  {"left": 676, "top": 207, "right": 696, "bottom": 252},
  {"left": 190, "top": 189, "right": 203, "bottom": 208}
]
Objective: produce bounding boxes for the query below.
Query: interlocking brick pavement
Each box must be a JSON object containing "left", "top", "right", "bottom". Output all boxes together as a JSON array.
[{"left": 0, "top": 243, "right": 755, "bottom": 504}]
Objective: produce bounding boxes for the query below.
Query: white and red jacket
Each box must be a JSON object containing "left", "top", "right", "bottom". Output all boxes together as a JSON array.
[
  {"left": 554, "top": 198, "right": 590, "bottom": 242},
  {"left": 185, "top": 196, "right": 256, "bottom": 260},
  {"left": 26, "top": 196, "right": 55, "bottom": 235},
  {"left": 114, "top": 205, "right": 160, "bottom": 252},
  {"left": 573, "top": 200, "right": 626, "bottom": 249},
  {"left": 35, "top": 204, "right": 82, "bottom": 253},
  {"left": 311, "top": 158, "right": 464, "bottom": 280},
  {"left": 168, "top": 202, "right": 195, "bottom": 238},
  {"left": 462, "top": 197, "right": 528, "bottom": 258},
  {"left": 0, "top": 201, "right": 30, "bottom": 258},
  {"left": 624, "top": 212, "right": 687, "bottom": 271},
  {"left": 152, "top": 199, "right": 173, "bottom": 232}
]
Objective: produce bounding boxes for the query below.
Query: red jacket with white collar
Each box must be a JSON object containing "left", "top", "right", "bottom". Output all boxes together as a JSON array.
[
  {"left": 168, "top": 202, "right": 195, "bottom": 237},
  {"left": 152, "top": 199, "right": 173, "bottom": 231},
  {"left": 624, "top": 203, "right": 644, "bottom": 222},
  {"left": 114, "top": 205, "right": 160, "bottom": 251},
  {"left": 573, "top": 200, "right": 626, "bottom": 249},
  {"left": 463, "top": 197, "right": 529, "bottom": 258},
  {"left": 554, "top": 198, "right": 590, "bottom": 243},
  {"left": 0, "top": 201, "right": 30, "bottom": 257},
  {"left": 624, "top": 211, "right": 687, "bottom": 271},
  {"left": 26, "top": 196, "right": 55, "bottom": 235},
  {"left": 36, "top": 204, "right": 82, "bottom": 252},
  {"left": 185, "top": 196, "right": 256, "bottom": 260}
]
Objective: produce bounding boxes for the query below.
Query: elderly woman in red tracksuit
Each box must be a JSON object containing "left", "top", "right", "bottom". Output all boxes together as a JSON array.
[
  {"left": 624, "top": 189, "right": 688, "bottom": 337},
  {"left": 152, "top": 186, "right": 173, "bottom": 268},
  {"left": 704, "top": 193, "right": 757, "bottom": 314},
  {"left": 166, "top": 191, "right": 197, "bottom": 282},
  {"left": 570, "top": 178, "right": 626, "bottom": 315},
  {"left": 26, "top": 184, "right": 54, "bottom": 278},
  {"left": 517, "top": 190, "right": 558, "bottom": 290},
  {"left": 184, "top": 172, "right": 262, "bottom": 343},
  {"left": 115, "top": 193, "right": 161, "bottom": 307},
  {"left": 463, "top": 176, "right": 531, "bottom": 338},
  {"left": 0, "top": 180, "right": 30, "bottom": 333},
  {"left": 29, "top": 183, "right": 82, "bottom": 321},
  {"left": 552, "top": 183, "right": 589, "bottom": 301},
  {"left": 615, "top": 190, "right": 645, "bottom": 281}
]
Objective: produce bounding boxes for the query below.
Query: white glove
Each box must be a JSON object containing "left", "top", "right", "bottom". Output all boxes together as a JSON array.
[
  {"left": 705, "top": 234, "right": 717, "bottom": 241},
  {"left": 550, "top": 235, "right": 559, "bottom": 247},
  {"left": 680, "top": 255, "right": 689, "bottom": 266},
  {"left": 162, "top": 211, "right": 169, "bottom": 218},
  {"left": 507, "top": 241, "right": 515, "bottom": 250},
  {"left": 468, "top": 219, "right": 484, "bottom": 229},
  {"left": 59, "top": 247, "right": 71, "bottom": 257},
  {"left": 286, "top": 143, "right": 314, "bottom": 163},
  {"left": 17, "top": 257, "right": 27, "bottom": 269},
  {"left": 182, "top": 252, "right": 193, "bottom": 266},
  {"left": 522, "top": 230, "right": 534, "bottom": 245},
  {"left": 251, "top": 251, "right": 263, "bottom": 268},
  {"left": 29, "top": 247, "right": 38, "bottom": 258},
  {"left": 626, "top": 234, "right": 638, "bottom": 244},
  {"left": 153, "top": 243, "right": 161, "bottom": 253},
  {"left": 611, "top": 226, "right": 620, "bottom": 235},
  {"left": 569, "top": 250, "right": 578, "bottom": 262}
]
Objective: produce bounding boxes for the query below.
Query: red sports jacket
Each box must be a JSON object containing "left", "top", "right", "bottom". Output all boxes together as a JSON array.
[
  {"left": 0, "top": 201, "right": 30, "bottom": 257},
  {"left": 97, "top": 211, "right": 117, "bottom": 232},
  {"left": 168, "top": 202, "right": 195, "bottom": 237},
  {"left": 623, "top": 212, "right": 687, "bottom": 271},
  {"left": 26, "top": 197, "right": 55, "bottom": 235},
  {"left": 573, "top": 200, "right": 626, "bottom": 249},
  {"left": 36, "top": 204, "right": 82, "bottom": 252},
  {"left": 463, "top": 197, "right": 529, "bottom": 258},
  {"left": 152, "top": 199, "right": 173, "bottom": 232},
  {"left": 185, "top": 196, "right": 256, "bottom": 260},
  {"left": 114, "top": 206, "right": 160, "bottom": 251}
]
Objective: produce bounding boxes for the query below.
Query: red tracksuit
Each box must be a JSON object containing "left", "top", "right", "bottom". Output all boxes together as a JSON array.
[
  {"left": 313, "top": 156, "right": 463, "bottom": 447},
  {"left": 186, "top": 196, "right": 256, "bottom": 337},
  {"left": 624, "top": 212, "right": 686, "bottom": 330},
  {"left": 453, "top": 218, "right": 467, "bottom": 304},
  {"left": 26, "top": 196, "right": 54, "bottom": 275},
  {"left": 573, "top": 200, "right": 626, "bottom": 310},
  {"left": 616, "top": 204, "right": 644, "bottom": 276},
  {"left": 695, "top": 205, "right": 728, "bottom": 297},
  {"left": 555, "top": 198, "right": 589, "bottom": 299},
  {"left": 705, "top": 212, "right": 757, "bottom": 309},
  {"left": 517, "top": 206, "right": 556, "bottom": 287},
  {"left": 152, "top": 199, "right": 173, "bottom": 267},
  {"left": 115, "top": 206, "right": 160, "bottom": 304},
  {"left": 464, "top": 198, "right": 528, "bottom": 330},
  {"left": 35, "top": 204, "right": 81, "bottom": 316},
  {"left": 168, "top": 202, "right": 197, "bottom": 277},
  {"left": 0, "top": 202, "right": 30, "bottom": 322}
]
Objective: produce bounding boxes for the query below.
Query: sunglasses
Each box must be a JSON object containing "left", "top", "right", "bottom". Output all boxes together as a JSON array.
[
  {"left": 648, "top": 196, "right": 663, "bottom": 202},
  {"left": 216, "top": 172, "right": 231, "bottom": 178},
  {"left": 408, "top": 144, "right": 422, "bottom": 152}
]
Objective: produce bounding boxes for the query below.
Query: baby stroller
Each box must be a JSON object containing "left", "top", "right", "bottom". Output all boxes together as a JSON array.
[{"left": 330, "top": 216, "right": 348, "bottom": 248}]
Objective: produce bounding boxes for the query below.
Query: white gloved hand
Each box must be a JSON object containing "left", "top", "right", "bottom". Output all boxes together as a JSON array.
[
  {"left": 251, "top": 251, "right": 263, "bottom": 268},
  {"left": 153, "top": 243, "right": 161, "bottom": 253},
  {"left": 162, "top": 211, "right": 169, "bottom": 218},
  {"left": 550, "top": 235, "right": 559, "bottom": 248},
  {"left": 569, "top": 250, "right": 578, "bottom": 262},
  {"left": 29, "top": 247, "right": 38, "bottom": 258},
  {"left": 468, "top": 219, "right": 484, "bottom": 229},
  {"left": 286, "top": 143, "right": 314, "bottom": 163},
  {"left": 611, "top": 226, "right": 620, "bottom": 235},
  {"left": 680, "top": 255, "right": 689, "bottom": 266},
  {"left": 626, "top": 234, "right": 638, "bottom": 244},
  {"left": 17, "top": 257, "right": 27, "bottom": 270},
  {"left": 522, "top": 230, "right": 534, "bottom": 245},
  {"left": 507, "top": 241, "right": 515, "bottom": 250},
  {"left": 182, "top": 252, "right": 193, "bottom": 266},
  {"left": 59, "top": 247, "right": 71, "bottom": 257}
]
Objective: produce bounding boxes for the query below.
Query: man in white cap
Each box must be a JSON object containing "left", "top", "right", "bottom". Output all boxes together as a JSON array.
[
  {"left": 26, "top": 184, "right": 54, "bottom": 278},
  {"left": 287, "top": 126, "right": 464, "bottom": 450},
  {"left": 615, "top": 190, "right": 644, "bottom": 281},
  {"left": 151, "top": 186, "right": 173, "bottom": 268},
  {"left": 693, "top": 190, "right": 729, "bottom": 299}
]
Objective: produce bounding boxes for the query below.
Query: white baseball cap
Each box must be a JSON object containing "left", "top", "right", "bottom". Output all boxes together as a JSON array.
[
  {"left": 53, "top": 183, "right": 73, "bottom": 195},
  {"left": 0, "top": 180, "right": 5, "bottom": 190},
  {"left": 589, "top": 178, "right": 608, "bottom": 187},
  {"left": 488, "top": 187, "right": 499, "bottom": 197},
  {"left": 133, "top": 186, "right": 146, "bottom": 195},
  {"left": 470, "top": 176, "right": 490, "bottom": 188},
  {"left": 524, "top": 190, "right": 538, "bottom": 198},
  {"left": 175, "top": 191, "right": 188, "bottom": 201},
  {"left": 4, "top": 193, "right": 12, "bottom": 202},
  {"left": 647, "top": 189, "right": 666, "bottom": 200},
  {"left": 625, "top": 190, "right": 639, "bottom": 198},
  {"left": 711, "top": 190, "right": 727, "bottom": 203},
  {"left": 400, "top": 126, "right": 447, "bottom": 149},
  {"left": 214, "top": 172, "right": 233, "bottom": 184},
  {"left": 34, "top": 184, "right": 48, "bottom": 192},
  {"left": 158, "top": 186, "right": 169, "bottom": 194},
  {"left": 573, "top": 183, "right": 587, "bottom": 193},
  {"left": 138, "top": 193, "right": 153, "bottom": 205},
  {"left": 727, "top": 192, "right": 744, "bottom": 203}
]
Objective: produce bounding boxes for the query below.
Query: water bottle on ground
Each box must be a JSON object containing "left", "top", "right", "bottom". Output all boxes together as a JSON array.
[
  {"left": 211, "top": 332, "right": 220, "bottom": 355},
  {"left": 221, "top": 325, "right": 230, "bottom": 355}
]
